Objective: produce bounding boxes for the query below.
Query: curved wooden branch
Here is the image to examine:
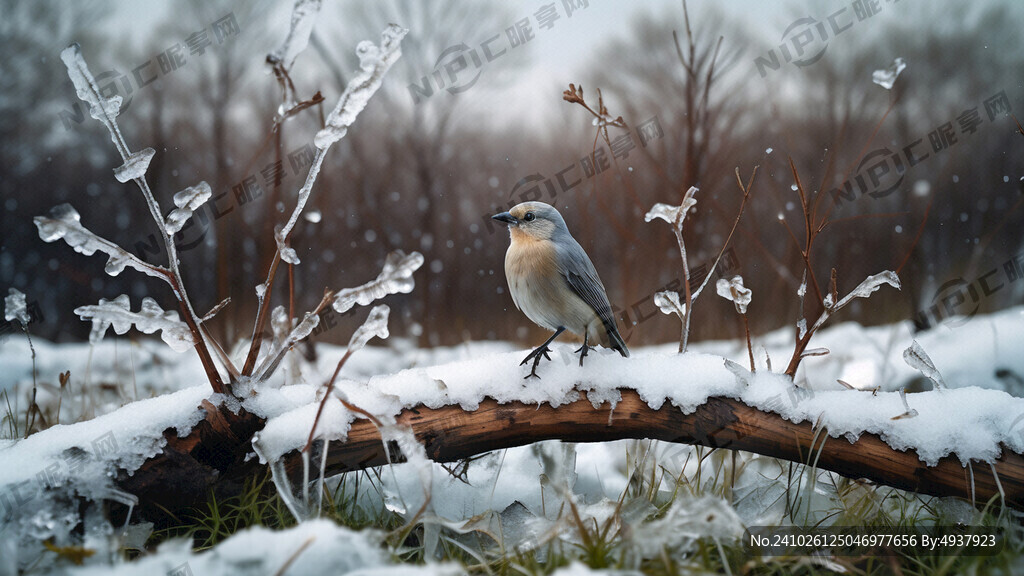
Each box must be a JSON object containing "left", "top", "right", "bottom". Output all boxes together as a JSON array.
[{"left": 286, "top": 390, "right": 1024, "bottom": 509}]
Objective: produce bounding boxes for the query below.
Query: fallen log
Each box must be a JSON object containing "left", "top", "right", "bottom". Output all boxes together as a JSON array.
[
  {"left": 282, "top": 390, "right": 1024, "bottom": 508},
  {"left": 121, "top": 389, "right": 1024, "bottom": 525}
]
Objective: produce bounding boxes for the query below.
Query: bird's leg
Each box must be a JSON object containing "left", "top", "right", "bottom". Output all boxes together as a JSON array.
[
  {"left": 574, "top": 333, "right": 592, "bottom": 367},
  {"left": 521, "top": 326, "right": 565, "bottom": 379}
]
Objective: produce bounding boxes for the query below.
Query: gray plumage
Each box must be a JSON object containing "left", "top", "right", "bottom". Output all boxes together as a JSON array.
[{"left": 493, "top": 202, "right": 628, "bottom": 377}]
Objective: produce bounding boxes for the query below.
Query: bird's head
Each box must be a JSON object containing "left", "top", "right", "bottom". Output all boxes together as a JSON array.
[{"left": 491, "top": 202, "right": 567, "bottom": 242}]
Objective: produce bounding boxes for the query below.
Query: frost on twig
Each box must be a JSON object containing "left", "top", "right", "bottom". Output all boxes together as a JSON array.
[
  {"left": 4, "top": 288, "right": 31, "bottom": 326},
  {"left": 333, "top": 250, "right": 424, "bottom": 314},
  {"left": 74, "top": 295, "right": 194, "bottom": 352},
  {"left": 274, "top": 224, "right": 300, "bottom": 265},
  {"left": 903, "top": 340, "right": 946, "bottom": 390},
  {"left": 34, "top": 204, "right": 166, "bottom": 280},
  {"left": 165, "top": 182, "right": 212, "bottom": 235}
]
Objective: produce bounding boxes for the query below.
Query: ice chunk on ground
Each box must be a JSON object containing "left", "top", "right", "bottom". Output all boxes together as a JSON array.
[
  {"left": 4, "top": 288, "right": 30, "bottom": 325},
  {"left": 872, "top": 57, "right": 906, "bottom": 89}
]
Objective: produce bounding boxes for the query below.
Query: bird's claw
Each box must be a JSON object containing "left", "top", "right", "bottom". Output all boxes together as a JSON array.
[
  {"left": 575, "top": 343, "right": 592, "bottom": 367},
  {"left": 520, "top": 344, "right": 553, "bottom": 378}
]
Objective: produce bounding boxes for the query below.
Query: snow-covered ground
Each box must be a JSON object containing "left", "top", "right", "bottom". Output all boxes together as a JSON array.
[{"left": 1, "top": 307, "right": 1022, "bottom": 574}]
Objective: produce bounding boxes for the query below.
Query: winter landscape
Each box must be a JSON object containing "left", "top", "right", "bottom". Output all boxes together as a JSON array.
[{"left": 2, "top": 1, "right": 1023, "bottom": 574}]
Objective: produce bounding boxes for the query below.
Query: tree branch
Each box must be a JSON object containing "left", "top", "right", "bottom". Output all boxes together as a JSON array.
[{"left": 282, "top": 390, "right": 1024, "bottom": 509}]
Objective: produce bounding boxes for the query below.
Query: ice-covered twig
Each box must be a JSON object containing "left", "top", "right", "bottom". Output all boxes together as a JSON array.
[
  {"left": 646, "top": 186, "right": 698, "bottom": 353},
  {"left": 164, "top": 182, "right": 212, "bottom": 235},
  {"left": 6, "top": 288, "right": 39, "bottom": 436},
  {"left": 35, "top": 204, "right": 168, "bottom": 280},
  {"left": 903, "top": 340, "right": 946, "bottom": 390},
  {"left": 251, "top": 292, "right": 334, "bottom": 385},
  {"left": 267, "top": 0, "right": 324, "bottom": 123},
  {"left": 647, "top": 167, "right": 757, "bottom": 354},
  {"left": 58, "top": 43, "right": 225, "bottom": 393},
  {"left": 74, "top": 295, "right": 194, "bottom": 352},
  {"left": 268, "top": 0, "right": 323, "bottom": 73},
  {"left": 872, "top": 57, "right": 906, "bottom": 90},
  {"left": 244, "top": 24, "right": 408, "bottom": 375},
  {"left": 808, "top": 271, "right": 900, "bottom": 333},
  {"left": 717, "top": 275, "right": 755, "bottom": 371},
  {"left": 716, "top": 275, "right": 751, "bottom": 314},
  {"left": 4, "top": 288, "right": 31, "bottom": 326},
  {"left": 304, "top": 305, "right": 390, "bottom": 454},
  {"left": 332, "top": 250, "right": 424, "bottom": 313},
  {"left": 785, "top": 270, "right": 901, "bottom": 379}
]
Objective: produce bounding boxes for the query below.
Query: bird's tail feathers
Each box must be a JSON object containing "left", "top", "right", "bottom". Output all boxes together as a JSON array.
[{"left": 604, "top": 321, "right": 629, "bottom": 358}]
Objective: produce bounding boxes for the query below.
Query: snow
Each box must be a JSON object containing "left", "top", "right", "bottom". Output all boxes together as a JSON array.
[
  {"left": 57, "top": 519, "right": 430, "bottom": 576},
  {"left": 3, "top": 308, "right": 1024, "bottom": 570},
  {"left": 4, "top": 287, "right": 30, "bottom": 325},
  {"left": 872, "top": 56, "right": 907, "bottom": 89},
  {"left": 164, "top": 182, "right": 212, "bottom": 235}
]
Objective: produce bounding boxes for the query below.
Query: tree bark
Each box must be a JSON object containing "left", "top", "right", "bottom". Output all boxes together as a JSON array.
[{"left": 283, "top": 390, "right": 1024, "bottom": 509}]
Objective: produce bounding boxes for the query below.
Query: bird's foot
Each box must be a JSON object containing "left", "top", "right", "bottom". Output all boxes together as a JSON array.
[
  {"left": 520, "top": 344, "right": 553, "bottom": 379},
  {"left": 574, "top": 343, "right": 593, "bottom": 367}
]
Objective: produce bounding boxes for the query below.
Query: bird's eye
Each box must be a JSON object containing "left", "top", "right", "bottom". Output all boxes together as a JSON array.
[{"left": 524, "top": 212, "right": 535, "bottom": 222}]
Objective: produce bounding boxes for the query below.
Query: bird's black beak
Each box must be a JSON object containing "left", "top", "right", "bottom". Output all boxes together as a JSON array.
[{"left": 492, "top": 211, "right": 518, "bottom": 226}]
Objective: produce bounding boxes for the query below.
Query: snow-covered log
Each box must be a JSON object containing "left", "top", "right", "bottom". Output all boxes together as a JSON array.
[
  {"left": 120, "top": 389, "right": 1024, "bottom": 524},
  {"left": 273, "top": 391, "right": 1023, "bottom": 509}
]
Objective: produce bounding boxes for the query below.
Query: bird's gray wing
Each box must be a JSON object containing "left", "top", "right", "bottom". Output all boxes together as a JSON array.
[{"left": 555, "top": 240, "right": 615, "bottom": 327}]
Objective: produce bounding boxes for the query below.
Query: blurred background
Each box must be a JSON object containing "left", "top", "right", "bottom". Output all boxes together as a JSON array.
[{"left": 1, "top": 0, "right": 1022, "bottom": 353}]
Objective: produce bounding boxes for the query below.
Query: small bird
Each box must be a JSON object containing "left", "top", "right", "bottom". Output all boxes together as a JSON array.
[{"left": 493, "top": 202, "right": 629, "bottom": 378}]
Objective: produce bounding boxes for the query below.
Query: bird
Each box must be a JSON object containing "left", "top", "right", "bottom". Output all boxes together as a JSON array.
[{"left": 492, "top": 201, "right": 629, "bottom": 378}]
